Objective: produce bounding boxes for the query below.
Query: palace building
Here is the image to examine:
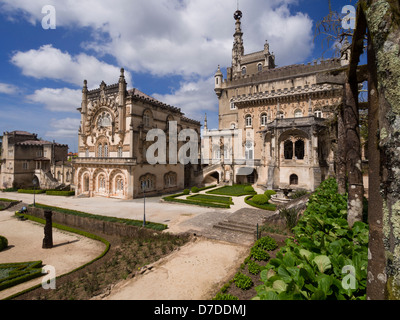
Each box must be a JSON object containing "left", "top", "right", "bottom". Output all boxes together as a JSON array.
[
  {"left": 73, "top": 69, "right": 201, "bottom": 199},
  {"left": 201, "top": 10, "right": 349, "bottom": 192}
]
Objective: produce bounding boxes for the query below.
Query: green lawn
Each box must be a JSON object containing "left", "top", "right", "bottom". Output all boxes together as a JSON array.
[
  {"left": 206, "top": 185, "right": 256, "bottom": 197},
  {"left": 187, "top": 194, "right": 233, "bottom": 205}
]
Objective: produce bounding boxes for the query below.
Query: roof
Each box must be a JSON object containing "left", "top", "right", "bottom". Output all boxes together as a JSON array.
[
  {"left": 129, "top": 88, "right": 182, "bottom": 114},
  {"left": 16, "top": 140, "right": 68, "bottom": 147}
]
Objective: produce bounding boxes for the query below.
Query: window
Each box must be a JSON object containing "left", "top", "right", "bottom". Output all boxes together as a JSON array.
[
  {"left": 295, "top": 140, "right": 305, "bottom": 160},
  {"left": 245, "top": 141, "right": 254, "bottom": 160},
  {"left": 261, "top": 113, "right": 268, "bottom": 126},
  {"left": 245, "top": 115, "right": 252, "bottom": 127},
  {"left": 83, "top": 175, "right": 90, "bottom": 192},
  {"left": 294, "top": 109, "right": 303, "bottom": 118},
  {"left": 258, "top": 63, "right": 263, "bottom": 72},
  {"left": 140, "top": 174, "right": 155, "bottom": 191},
  {"left": 23, "top": 162, "right": 28, "bottom": 170},
  {"left": 98, "top": 145, "right": 103, "bottom": 157},
  {"left": 118, "top": 147, "right": 123, "bottom": 158},
  {"left": 230, "top": 102, "right": 237, "bottom": 110},
  {"left": 315, "top": 110, "right": 323, "bottom": 118},
  {"left": 242, "top": 67, "right": 247, "bottom": 75},
  {"left": 290, "top": 174, "right": 299, "bottom": 185},
  {"left": 143, "top": 110, "right": 152, "bottom": 127},
  {"left": 284, "top": 140, "right": 294, "bottom": 160},
  {"left": 164, "top": 172, "right": 177, "bottom": 188},
  {"left": 104, "top": 144, "right": 109, "bottom": 158}
]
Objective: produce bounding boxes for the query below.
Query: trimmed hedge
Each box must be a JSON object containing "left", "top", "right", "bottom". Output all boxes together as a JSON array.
[
  {"left": 17, "top": 189, "right": 46, "bottom": 194},
  {"left": 187, "top": 194, "right": 233, "bottom": 205},
  {"left": 245, "top": 195, "right": 277, "bottom": 211},
  {"left": 163, "top": 192, "right": 231, "bottom": 208},
  {"left": 31, "top": 203, "right": 167, "bottom": 231},
  {"left": 207, "top": 184, "right": 257, "bottom": 197},
  {"left": 0, "top": 236, "right": 8, "bottom": 251},
  {"left": 0, "top": 261, "right": 43, "bottom": 292},
  {"left": 252, "top": 194, "right": 269, "bottom": 205},
  {"left": 45, "top": 190, "right": 75, "bottom": 197}
]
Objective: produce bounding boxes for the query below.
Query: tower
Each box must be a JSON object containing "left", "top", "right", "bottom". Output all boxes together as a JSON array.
[
  {"left": 214, "top": 65, "right": 223, "bottom": 98},
  {"left": 232, "top": 9, "right": 244, "bottom": 77}
]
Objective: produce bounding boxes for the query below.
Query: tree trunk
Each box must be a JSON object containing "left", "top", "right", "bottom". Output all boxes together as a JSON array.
[
  {"left": 360, "top": 0, "right": 400, "bottom": 299},
  {"left": 343, "top": 81, "right": 364, "bottom": 228},
  {"left": 337, "top": 103, "right": 347, "bottom": 195},
  {"left": 366, "top": 31, "right": 386, "bottom": 300}
]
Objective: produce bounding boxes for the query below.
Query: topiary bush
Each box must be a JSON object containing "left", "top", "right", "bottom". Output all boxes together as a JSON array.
[
  {"left": 252, "top": 194, "right": 269, "bottom": 205},
  {"left": 264, "top": 190, "right": 277, "bottom": 197},
  {"left": 191, "top": 186, "right": 200, "bottom": 193},
  {"left": 244, "top": 186, "right": 255, "bottom": 193},
  {"left": 182, "top": 189, "right": 190, "bottom": 195},
  {"left": 0, "top": 236, "right": 8, "bottom": 251}
]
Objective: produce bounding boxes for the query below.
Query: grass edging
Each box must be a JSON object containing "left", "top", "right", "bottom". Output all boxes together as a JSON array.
[{"left": 3, "top": 212, "right": 111, "bottom": 300}]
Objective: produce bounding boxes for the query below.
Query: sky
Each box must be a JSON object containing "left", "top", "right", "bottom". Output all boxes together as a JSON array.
[{"left": 0, "top": 0, "right": 357, "bottom": 152}]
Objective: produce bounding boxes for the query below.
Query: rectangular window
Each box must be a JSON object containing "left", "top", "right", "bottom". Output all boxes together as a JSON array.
[{"left": 23, "top": 162, "right": 28, "bottom": 170}]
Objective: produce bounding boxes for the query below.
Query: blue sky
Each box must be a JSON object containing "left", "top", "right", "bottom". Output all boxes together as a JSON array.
[{"left": 0, "top": 0, "right": 357, "bottom": 152}]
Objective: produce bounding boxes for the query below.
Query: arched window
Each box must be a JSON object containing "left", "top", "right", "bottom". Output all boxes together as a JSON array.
[
  {"left": 258, "top": 63, "right": 263, "bottom": 72},
  {"left": 245, "top": 115, "right": 252, "bottom": 127},
  {"left": 97, "top": 112, "right": 112, "bottom": 128},
  {"left": 261, "top": 113, "right": 268, "bottom": 126},
  {"left": 315, "top": 110, "right": 323, "bottom": 118},
  {"left": 83, "top": 175, "right": 90, "bottom": 192},
  {"left": 104, "top": 144, "right": 109, "bottom": 158},
  {"left": 295, "top": 140, "right": 305, "bottom": 160},
  {"left": 242, "top": 67, "right": 247, "bottom": 75},
  {"left": 284, "top": 140, "right": 294, "bottom": 160},
  {"left": 98, "top": 145, "right": 103, "bottom": 157},
  {"left": 140, "top": 174, "right": 156, "bottom": 192},
  {"left": 290, "top": 174, "right": 299, "bottom": 185}
]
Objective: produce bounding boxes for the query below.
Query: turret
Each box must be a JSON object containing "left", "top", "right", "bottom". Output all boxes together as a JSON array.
[{"left": 214, "top": 65, "right": 223, "bottom": 98}]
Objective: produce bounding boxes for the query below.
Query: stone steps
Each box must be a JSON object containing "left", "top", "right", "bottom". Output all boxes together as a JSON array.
[{"left": 213, "top": 221, "right": 256, "bottom": 235}]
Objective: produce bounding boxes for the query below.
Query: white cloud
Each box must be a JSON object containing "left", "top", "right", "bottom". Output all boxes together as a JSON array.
[
  {"left": 27, "top": 87, "right": 81, "bottom": 112},
  {"left": 152, "top": 76, "right": 217, "bottom": 123},
  {"left": 2, "top": 0, "right": 314, "bottom": 77},
  {"left": 0, "top": 83, "right": 18, "bottom": 95},
  {"left": 45, "top": 117, "right": 81, "bottom": 140},
  {"left": 11, "top": 44, "right": 132, "bottom": 89}
]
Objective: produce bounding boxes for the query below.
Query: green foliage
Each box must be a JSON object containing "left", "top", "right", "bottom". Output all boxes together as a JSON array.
[
  {"left": 234, "top": 272, "right": 253, "bottom": 290},
  {"left": 31, "top": 203, "right": 167, "bottom": 231},
  {"left": 251, "top": 246, "right": 270, "bottom": 261},
  {"left": 163, "top": 192, "right": 231, "bottom": 208},
  {"left": 45, "top": 190, "right": 75, "bottom": 197},
  {"left": 213, "top": 292, "right": 239, "bottom": 300},
  {"left": 290, "top": 189, "right": 309, "bottom": 199},
  {"left": 264, "top": 190, "right": 277, "bottom": 197},
  {"left": 247, "top": 260, "right": 263, "bottom": 275},
  {"left": 254, "top": 178, "right": 369, "bottom": 300},
  {"left": 245, "top": 195, "right": 277, "bottom": 211},
  {"left": 0, "top": 236, "right": 8, "bottom": 251},
  {"left": 279, "top": 207, "right": 300, "bottom": 231},
  {"left": 252, "top": 194, "right": 269, "bottom": 205},
  {"left": 191, "top": 186, "right": 200, "bottom": 193},
  {"left": 0, "top": 261, "right": 43, "bottom": 291},
  {"left": 17, "top": 189, "right": 46, "bottom": 194},
  {"left": 255, "top": 236, "right": 278, "bottom": 251},
  {"left": 183, "top": 189, "right": 190, "bottom": 195},
  {"left": 206, "top": 184, "right": 256, "bottom": 197}
]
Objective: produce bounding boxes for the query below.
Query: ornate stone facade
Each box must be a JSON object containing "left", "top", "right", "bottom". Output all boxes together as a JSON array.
[
  {"left": 73, "top": 69, "right": 201, "bottom": 199},
  {"left": 202, "top": 10, "right": 347, "bottom": 192}
]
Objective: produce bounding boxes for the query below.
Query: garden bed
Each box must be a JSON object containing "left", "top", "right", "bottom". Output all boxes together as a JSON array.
[{"left": 206, "top": 185, "right": 257, "bottom": 197}]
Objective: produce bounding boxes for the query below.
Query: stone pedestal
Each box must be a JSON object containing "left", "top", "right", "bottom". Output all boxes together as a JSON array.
[{"left": 42, "top": 210, "right": 53, "bottom": 249}]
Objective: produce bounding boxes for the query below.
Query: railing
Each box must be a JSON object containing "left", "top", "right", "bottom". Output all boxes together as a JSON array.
[{"left": 73, "top": 157, "right": 138, "bottom": 166}]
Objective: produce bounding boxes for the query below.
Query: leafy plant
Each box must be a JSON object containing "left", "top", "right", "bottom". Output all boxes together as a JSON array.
[
  {"left": 251, "top": 246, "right": 270, "bottom": 261},
  {"left": 252, "top": 194, "right": 269, "bottom": 205},
  {"left": 255, "top": 236, "right": 278, "bottom": 251},
  {"left": 254, "top": 178, "right": 369, "bottom": 301},
  {"left": 234, "top": 272, "right": 253, "bottom": 290},
  {"left": 279, "top": 207, "right": 300, "bottom": 231},
  {"left": 213, "top": 292, "right": 239, "bottom": 300},
  {"left": 247, "top": 260, "right": 263, "bottom": 275},
  {"left": 0, "top": 236, "right": 8, "bottom": 251}
]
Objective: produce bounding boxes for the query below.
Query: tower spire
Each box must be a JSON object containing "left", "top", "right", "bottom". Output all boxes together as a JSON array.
[{"left": 232, "top": 7, "right": 244, "bottom": 76}]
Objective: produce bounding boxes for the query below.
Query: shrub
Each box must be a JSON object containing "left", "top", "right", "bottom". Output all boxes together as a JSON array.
[
  {"left": 191, "top": 186, "right": 200, "bottom": 193},
  {"left": 0, "top": 236, "right": 8, "bottom": 251},
  {"left": 247, "top": 260, "right": 263, "bottom": 275},
  {"left": 18, "top": 189, "right": 46, "bottom": 194},
  {"left": 290, "top": 189, "right": 309, "bottom": 199},
  {"left": 250, "top": 246, "right": 270, "bottom": 261},
  {"left": 182, "top": 189, "right": 190, "bottom": 195},
  {"left": 252, "top": 194, "right": 269, "bottom": 205},
  {"left": 213, "top": 293, "right": 239, "bottom": 300},
  {"left": 255, "top": 236, "right": 278, "bottom": 251},
  {"left": 279, "top": 207, "right": 299, "bottom": 231},
  {"left": 46, "top": 190, "right": 75, "bottom": 197},
  {"left": 245, "top": 195, "right": 277, "bottom": 211},
  {"left": 234, "top": 272, "right": 253, "bottom": 290},
  {"left": 244, "top": 186, "right": 255, "bottom": 193},
  {"left": 264, "top": 190, "right": 277, "bottom": 197}
]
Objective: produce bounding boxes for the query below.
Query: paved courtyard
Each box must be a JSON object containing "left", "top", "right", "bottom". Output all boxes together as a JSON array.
[{"left": 0, "top": 188, "right": 276, "bottom": 300}]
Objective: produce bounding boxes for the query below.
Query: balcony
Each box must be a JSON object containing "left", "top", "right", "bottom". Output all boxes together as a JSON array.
[{"left": 72, "top": 157, "right": 138, "bottom": 166}]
